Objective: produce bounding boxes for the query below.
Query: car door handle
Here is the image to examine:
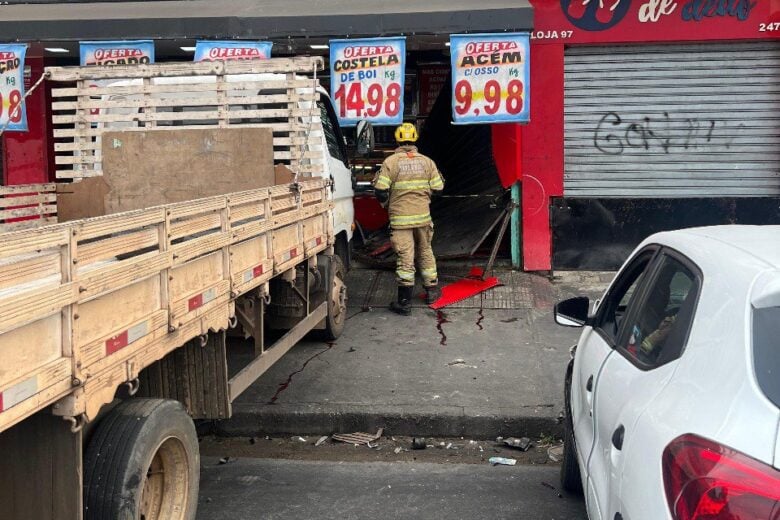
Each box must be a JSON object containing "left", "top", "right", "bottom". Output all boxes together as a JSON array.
[
  {"left": 612, "top": 425, "right": 625, "bottom": 451},
  {"left": 586, "top": 375, "right": 593, "bottom": 392}
]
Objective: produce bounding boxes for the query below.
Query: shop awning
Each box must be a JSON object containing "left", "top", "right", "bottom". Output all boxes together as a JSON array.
[{"left": 0, "top": 0, "right": 533, "bottom": 42}]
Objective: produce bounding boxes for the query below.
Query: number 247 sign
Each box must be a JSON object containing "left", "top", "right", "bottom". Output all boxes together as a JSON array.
[{"left": 450, "top": 33, "right": 530, "bottom": 125}]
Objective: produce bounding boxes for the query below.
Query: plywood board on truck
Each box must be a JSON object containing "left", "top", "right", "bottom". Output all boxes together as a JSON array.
[{"left": 57, "top": 128, "right": 275, "bottom": 220}]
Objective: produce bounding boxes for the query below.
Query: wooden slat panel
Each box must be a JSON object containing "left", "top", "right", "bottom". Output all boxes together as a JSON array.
[
  {"left": 78, "top": 227, "right": 160, "bottom": 265},
  {"left": 78, "top": 208, "right": 164, "bottom": 241},
  {"left": 0, "top": 252, "right": 62, "bottom": 291},
  {"left": 0, "top": 284, "right": 75, "bottom": 335},
  {"left": 46, "top": 56, "right": 323, "bottom": 81},
  {"left": 77, "top": 252, "right": 170, "bottom": 301},
  {"left": 0, "top": 228, "right": 70, "bottom": 258},
  {"left": 53, "top": 108, "right": 318, "bottom": 125},
  {"left": 170, "top": 213, "right": 222, "bottom": 240},
  {"left": 51, "top": 79, "right": 315, "bottom": 98},
  {"left": 0, "top": 194, "right": 56, "bottom": 208}
]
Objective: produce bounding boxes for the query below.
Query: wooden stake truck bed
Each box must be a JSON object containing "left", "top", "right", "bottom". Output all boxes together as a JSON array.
[{"left": 0, "top": 56, "right": 347, "bottom": 520}]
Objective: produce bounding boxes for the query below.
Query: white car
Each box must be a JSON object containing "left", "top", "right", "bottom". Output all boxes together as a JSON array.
[{"left": 555, "top": 225, "right": 780, "bottom": 520}]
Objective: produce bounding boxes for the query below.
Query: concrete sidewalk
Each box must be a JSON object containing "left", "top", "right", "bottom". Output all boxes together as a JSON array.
[{"left": 213, "top": 264, "right": 612, "bottom": 439}]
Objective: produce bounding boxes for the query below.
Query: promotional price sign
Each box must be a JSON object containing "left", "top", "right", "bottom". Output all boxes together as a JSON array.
[
  {"left": 450, "top": 33, "right": 530, "bottom": 124},
  {"left": 0, "top": 44, "right": 28, "bottom": 132},
  {"left": 194, "top": 40, "right": 272, "bottom": 62},
  {"left": 330, "top": 37, "right": 405, "bottom": 127},
  {"left": 80, "top": 40, "right": 155, "bottom": 66}
]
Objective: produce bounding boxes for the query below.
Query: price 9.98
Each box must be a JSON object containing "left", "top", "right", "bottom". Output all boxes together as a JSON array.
[
  {"left": 454, "top": 79, "right": 524, "bottom": 117},
  {"left": 0, "top": 90, "right": 23, "bottom": 123},
  {"left": 334, "top": 82, "right": 401, "bottom": 119}
]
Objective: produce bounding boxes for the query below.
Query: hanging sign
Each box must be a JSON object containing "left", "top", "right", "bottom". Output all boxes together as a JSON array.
[
  {"left": 450, "top": 33, "right": 530, "bottom": 124},
  {"left": 330, "top": 37, "right": 405, "bottom": 127},
  {"left": 0, "top": 44, "right": 28, "bottom": 132},
  {"left": 79, "top": 40, "right": 155, "bottom": 66},
  {"left": 194, "top": 40, "right": 272, "bottom": 62}
]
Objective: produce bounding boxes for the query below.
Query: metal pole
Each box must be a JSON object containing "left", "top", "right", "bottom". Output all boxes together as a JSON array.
[{"left": 510, "top": 182, "right": 521, "bottom": 270}]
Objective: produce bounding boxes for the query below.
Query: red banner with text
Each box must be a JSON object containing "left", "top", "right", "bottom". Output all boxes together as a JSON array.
[{"left": 529, "top": 0, "right": 779, "bottom": 44}]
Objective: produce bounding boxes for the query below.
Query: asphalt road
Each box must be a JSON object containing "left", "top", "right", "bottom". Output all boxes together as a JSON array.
[{"left": 197, "top": 457, "right": 587, "bottom": 520}]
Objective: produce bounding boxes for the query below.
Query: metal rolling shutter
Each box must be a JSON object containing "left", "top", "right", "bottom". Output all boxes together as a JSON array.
[{"left": 563, "top": 42, "right": 780, "bottom": 198}]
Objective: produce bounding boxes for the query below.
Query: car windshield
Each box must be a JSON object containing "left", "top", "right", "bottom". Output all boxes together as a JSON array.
[{"left": 753, "top": 306, "right": 780, "bottom": 409}]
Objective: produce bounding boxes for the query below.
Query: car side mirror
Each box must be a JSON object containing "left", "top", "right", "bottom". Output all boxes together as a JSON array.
[
  {"left": 356, "top": 120, "right": 375, "bottom": 155},
  {"left": 554, "top": 296, "right": 590, "bottom": 327}
]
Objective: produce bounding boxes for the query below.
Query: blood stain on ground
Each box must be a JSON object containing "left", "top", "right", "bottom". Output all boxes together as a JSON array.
[{"left": 268, "top": 342, "right": 336, "bottom": 404}]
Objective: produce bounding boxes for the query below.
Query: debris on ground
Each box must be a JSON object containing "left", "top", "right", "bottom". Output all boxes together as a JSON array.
[
  {"left": 541, "top": 481, "right": 564, "bottom": 498},
  {"left": 504, "top": 437, "right": 532, "bottom": 451},
  {"left": 489, "top": 456, "right": 517, "bottom": 466},
  {"left": 394, "top": 447, "right": 404, "bottom": 454},
  {"left": 447, "top": 358, "right": 466, "bottom": 366},
  {"left": 292, "top": 436, "right": 307, "bottom": 443},
  {"left": 218, "top": 456, "right": 236, "bottom": 465},
  {"left": 315, "top": 435, "right": 329, "bottom": 447},
  {"left": 332, "top": 428, "right": 384, "bottom": 446},
  {"left": 547, "top": 445, "right": 564, "bottom": 462},
  {"left": 411, "top": 437, "right": 427, "bottom": 450}
]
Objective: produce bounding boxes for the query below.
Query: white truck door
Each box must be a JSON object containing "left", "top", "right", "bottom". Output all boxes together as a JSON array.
[{"left": 317, "top": 97, "right": 354, "bottom": 244}]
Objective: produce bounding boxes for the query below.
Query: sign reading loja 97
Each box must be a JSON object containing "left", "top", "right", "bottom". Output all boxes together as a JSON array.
[
  {"left": 450, "top": 33, "right": 531, "bottom": 125},
  {"left": 330, "top": 37, "right": 405, "bottom": 127}
]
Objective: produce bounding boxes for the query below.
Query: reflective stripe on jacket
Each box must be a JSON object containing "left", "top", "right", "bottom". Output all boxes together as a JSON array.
[{"left": 373, "top": 145, "right": 444, "bottom": 229}]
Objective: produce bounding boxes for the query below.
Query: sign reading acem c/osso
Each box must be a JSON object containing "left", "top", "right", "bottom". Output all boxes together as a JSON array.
[
  {"left": 330, "top": 37, "right": 405, "bottom": 127},
  {"left": 450, "top": 33, "right": 530, "bottom": 124}
]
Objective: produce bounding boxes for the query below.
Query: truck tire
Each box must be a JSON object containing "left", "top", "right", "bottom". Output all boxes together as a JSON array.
[
  {"left": 323, "top": 254, "right": 347, "bottom": 340},
  {"left": 84, "top": 398, "right": 199, "bottom": 520},
  {"left": 560, "top": 362, "right": 583, "bottom": 494}
]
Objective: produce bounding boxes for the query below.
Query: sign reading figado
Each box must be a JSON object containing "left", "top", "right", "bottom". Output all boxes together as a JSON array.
[
  {"left": 330, "top": 37, "right": 405, "bottom": 127},
  {"left": 0, "top": 44, "right": 28, "bottom": 132},
  {"left": 80, "top": 40, "right": 155, "bottom": 66},
  {"left": 194, "top": 41, "right": 272, "bottom": 62},
  {"left": 449, "top": 33, "right": 530, "bottom": 124}
]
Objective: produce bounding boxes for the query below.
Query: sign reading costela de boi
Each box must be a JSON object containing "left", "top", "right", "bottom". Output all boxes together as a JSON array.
[
  {"left": 330, "top": 37, "right": 405, "bottom": 127},
  {"left": 0, "top": 44, "right": 28, "bottom": 132},
  {"left": 80, "top": 40, "right": 155, "bottom": 66},
  {"left": 450, "top": 33, "right": 530, "bottom": 124},
  {"left": 194, "top": 41, "right": 272, "bottom": 62}
]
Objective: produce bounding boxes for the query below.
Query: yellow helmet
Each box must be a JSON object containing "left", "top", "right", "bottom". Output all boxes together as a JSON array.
[{"left": 394, "top": 122, "right": 418, "bottom": 143}]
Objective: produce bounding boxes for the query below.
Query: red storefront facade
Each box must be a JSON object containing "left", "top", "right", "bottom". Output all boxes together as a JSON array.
[{"left": 520, "top": 0, "right": 779, "bottom": 270}]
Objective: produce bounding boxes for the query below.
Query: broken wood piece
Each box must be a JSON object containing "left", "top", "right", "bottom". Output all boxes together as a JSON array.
[{"left": 331, "top": 428, "right": 384, "bottom": 445}]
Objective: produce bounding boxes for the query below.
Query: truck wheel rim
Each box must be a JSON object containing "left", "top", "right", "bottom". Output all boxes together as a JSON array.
[
  {"left": 331, "top": 274, "right": 347, "bottom": 325},
  {"left": 139, "top": 436, "right": 190, "bottom": 520}
]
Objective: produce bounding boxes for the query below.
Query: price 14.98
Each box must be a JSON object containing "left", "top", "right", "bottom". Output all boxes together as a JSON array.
[{"left": 334, "top": 82, "right": 402, "bottom": 119}]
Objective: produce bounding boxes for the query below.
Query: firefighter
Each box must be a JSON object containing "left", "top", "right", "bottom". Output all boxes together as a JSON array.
[{"left": 373, "top": 122, "right": 445, "bottom": 315}]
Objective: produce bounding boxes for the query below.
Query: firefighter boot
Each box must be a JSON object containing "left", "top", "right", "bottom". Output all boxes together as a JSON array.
[
  {"left": 425, "top": 286, "right": 441, "bottom": 305},
  {"left": 389, "top": 286, "right": 413, "bottom": 316}
]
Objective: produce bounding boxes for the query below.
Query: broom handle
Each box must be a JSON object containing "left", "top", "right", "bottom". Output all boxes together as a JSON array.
[{"left": 483, "top": 205, "right": 513, "bottom": 280}]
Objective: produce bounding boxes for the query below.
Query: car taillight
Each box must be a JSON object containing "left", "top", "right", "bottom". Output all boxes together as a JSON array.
[{"left": 663, "top": 434, "right": 780, "bottom": 520}]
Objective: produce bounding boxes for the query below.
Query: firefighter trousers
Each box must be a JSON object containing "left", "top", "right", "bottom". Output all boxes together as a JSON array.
[{"left": 390, "top": 224, "right": 438, "bottom": 288}]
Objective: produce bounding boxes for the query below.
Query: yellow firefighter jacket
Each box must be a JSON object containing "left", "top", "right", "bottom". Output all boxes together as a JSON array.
[{"left": 373, "top": 146, "right": 445, "bottom": 229}]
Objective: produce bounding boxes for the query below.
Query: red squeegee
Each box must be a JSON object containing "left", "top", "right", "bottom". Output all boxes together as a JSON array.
[
  {"left": 429, "top": 267, "right": 501, "bottom": 310},
  {"left": 429, "top": 202, "right": 513, "bottom": 310}
]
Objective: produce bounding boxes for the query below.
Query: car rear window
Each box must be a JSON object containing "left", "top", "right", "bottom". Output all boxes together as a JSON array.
[{"left": 753, "top": 306, "right": 780, "bottom": 408}]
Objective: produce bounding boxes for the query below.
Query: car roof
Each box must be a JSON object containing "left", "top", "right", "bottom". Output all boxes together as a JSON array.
[{"left": 646, "top": 225, "right": 780, "bottom": 271}]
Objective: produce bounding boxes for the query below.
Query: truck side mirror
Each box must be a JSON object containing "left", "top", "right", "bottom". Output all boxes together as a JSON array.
[
  {"left": 356, "top": 120, "right": 375, "bottom": 155},
  {"left": 554, "top": 297, "right": 590, "bottom": 327}
]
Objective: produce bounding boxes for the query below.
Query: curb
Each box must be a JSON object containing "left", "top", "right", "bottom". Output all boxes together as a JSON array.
[{"left": 202, "top": 403, "right": 563, "bottom": 439}]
